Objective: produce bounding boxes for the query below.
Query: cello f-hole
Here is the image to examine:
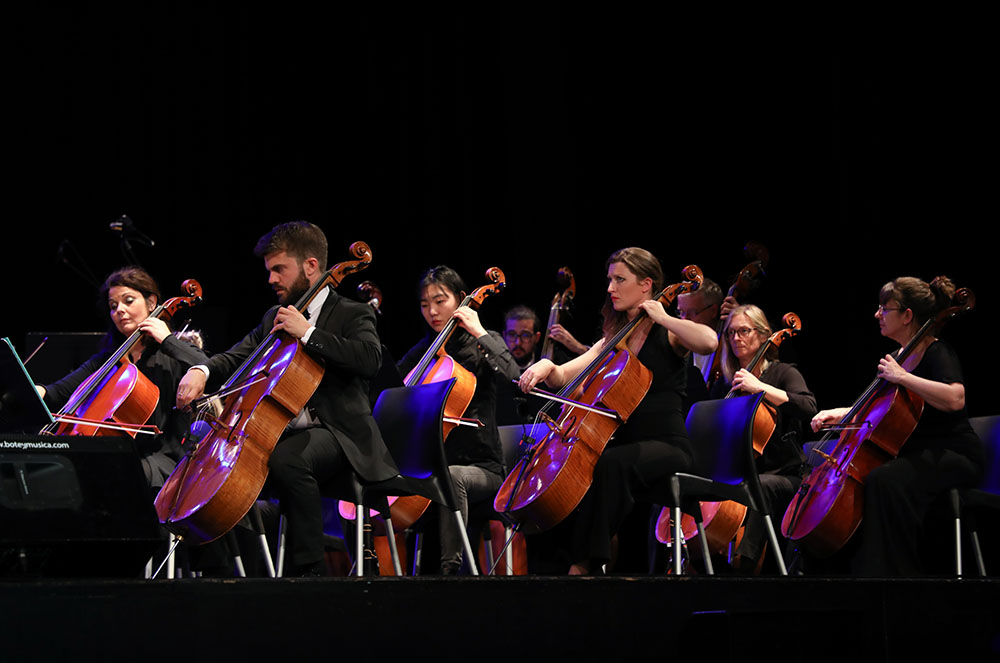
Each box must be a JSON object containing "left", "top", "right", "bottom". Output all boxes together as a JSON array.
[{"left": 559, "top": 414, "right": 578, "bottom": 440}]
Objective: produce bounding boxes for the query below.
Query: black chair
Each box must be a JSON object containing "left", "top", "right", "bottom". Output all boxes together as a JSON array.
[
  {"left": 468, "top": 423, "right": 549, "bottom": 575},
  {"left": 260, "top": 477, "right": 371, "bottom": 577},
  {"left": 949, "top": 415, "right": 1000, "bottom": 577},
  {"left": 270, "top": 344, "right": 407, "bottom": 578},
  {"left": 274, "top": 471, "right": 399, "bottom": 577},
  {"left": 363, "top": 378, "right": 481, "bottom": 575},
  {"left": 663, "top": 393, "right": 788, "bottom": 576}
]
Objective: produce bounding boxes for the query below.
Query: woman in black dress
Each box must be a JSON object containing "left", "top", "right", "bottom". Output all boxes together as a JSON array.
[
  {"left": 518, "top": 247, "right": 717, "bottom": 574},
  {"left": 713, "top": 304, "right": 816, "bottom": 569},
  {"left": 810, "top": 276, "right": 983, "bottom": 576}
]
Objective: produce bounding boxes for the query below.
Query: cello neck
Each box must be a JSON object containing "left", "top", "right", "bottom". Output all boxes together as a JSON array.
[
  {"left": 219, "top": 242, "right": 373, "bottom": 391},
  {"left": 725, "top": 343, "right": 772, "bottom": 401},
  {"left": 406, "top": 311, "right": 464, "bottom": 387},
  {"left": 406, "top": 269, "right": 506, "bottom": 387},
  {"left": 558, "top": 286, "right": 674, "bottom": 398},
  {"left": 48, "top": 303, "right": 169, "bottom": 424},
  {"left": 819, "top": 311, "right": 941, "bottom": 446},
  {"left": 546, "top": 264, "right": 702, "bottom": 402},
  {"left": 539, "top": 298, "right": 562, "bottom": 362}
]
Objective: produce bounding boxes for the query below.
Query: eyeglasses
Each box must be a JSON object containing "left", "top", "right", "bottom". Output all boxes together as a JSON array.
[
  {"left": 503, "top": 331, "right": 535, "bottom": 343},
  {"left": 876, "top": 305, "right": 902, "bottom": 316},
  {"left": 725, "top": 327, "right": 758, "bottom": 339}
]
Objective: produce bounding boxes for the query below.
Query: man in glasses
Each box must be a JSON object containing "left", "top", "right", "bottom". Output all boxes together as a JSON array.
[{"left": 501, "top": 306, "right": 544, "bottom": 372}]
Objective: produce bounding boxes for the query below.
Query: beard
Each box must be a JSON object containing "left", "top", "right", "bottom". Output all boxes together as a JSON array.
[
  {"left": 277, "top": 269, "right": 311, "bottom": 305},
  {"left": 512, "top": 346, "right": 536, "bottom": 368}
]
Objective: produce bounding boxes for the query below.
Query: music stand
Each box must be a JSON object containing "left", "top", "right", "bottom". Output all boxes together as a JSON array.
[{"left": 0, "top": 338, "right": 54, "bottom": 434}]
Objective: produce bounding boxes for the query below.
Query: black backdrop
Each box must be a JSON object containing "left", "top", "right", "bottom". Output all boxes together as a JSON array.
[{"left": 7, "top": 7, "right": 993, "bottom": 417}]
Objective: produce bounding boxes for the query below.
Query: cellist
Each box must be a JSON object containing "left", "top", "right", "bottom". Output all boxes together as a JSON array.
[
  {"left": 175, "top": 222, "right": 397, "bottom": 577},
  {"left": 676, "top": 277, "right": 726, "bottom": 377},
  {"left": 518, "top": 248, "right": 718, "bottom": 575},
  {"left": 675, "top": 278, "right": 735, "bottom": 410},
  {"left": 710, "top": 304, "right": 816, "bottom": 570},
  {"left": 809, "top": 276, "right": 983, "bottom": 576},
  {"left": 396, "top": 265, "right": 521, "bottom": 575},
  {"left": 37, "top": 266, "right": 209, "bottom": 490}
]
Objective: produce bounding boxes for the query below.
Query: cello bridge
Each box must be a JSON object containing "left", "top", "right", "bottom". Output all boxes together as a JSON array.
[{"left": 538, "top": 411, "right": 565, "bottom": 437}]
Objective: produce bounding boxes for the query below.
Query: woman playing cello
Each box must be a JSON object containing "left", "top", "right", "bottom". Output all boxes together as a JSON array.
[
  {"left": 396, "top": 265, "right": 521, "bottom": 574},
  {"left": 518, "top": 248, "right": 717, "bottom": 575},
  {"left": 809, "top": 276, "right": 983, "bottom": 575},
  {"left": 37, "top": 266, "right": 209, "bottom": 490},
  {"left": 711, "top": 304, "right": 816, "bottom": 569}
]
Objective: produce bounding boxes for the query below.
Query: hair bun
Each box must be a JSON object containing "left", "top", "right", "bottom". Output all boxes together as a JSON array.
[{"left": 929, "top": 275, "right": 956, "bottom": 308}]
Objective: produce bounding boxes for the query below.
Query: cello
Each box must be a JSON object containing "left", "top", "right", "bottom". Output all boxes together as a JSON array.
[
  {"left": 539, "top": 266, "right": 577, "bottom": 362},
  {"left": 155, "top": 242, "right": 372, "bottom": 544},
  {"left": 43, "top": 279, "right": 203, "bottom": 437},
  {"left": 655, "top": 312, "right": 802, "bottom": 558},
  {"left": 702, "top": 241, "right": 769, "bottom": 389},
  {"left": 494, "top": 265, "right": 704, "bottom": 534},
  {"left": 781, "top": 287, "right": 975, "bottom": 557},
  {"left": 340, "top": 267, "right": 507, "bottom": 530}
]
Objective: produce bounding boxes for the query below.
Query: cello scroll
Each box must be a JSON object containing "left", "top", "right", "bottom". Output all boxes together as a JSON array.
[{"left": 160, "top": 279, "right": 203, "bottom": 319}]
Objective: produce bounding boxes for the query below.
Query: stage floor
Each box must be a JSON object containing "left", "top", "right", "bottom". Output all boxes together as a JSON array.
[{"left": 2, "top": 575, "right": 997, "bottom": 661}]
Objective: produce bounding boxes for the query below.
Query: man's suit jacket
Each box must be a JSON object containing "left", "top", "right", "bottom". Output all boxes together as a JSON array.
[{"left": 205, "top": 287, "right": 398, "bottom": 483}]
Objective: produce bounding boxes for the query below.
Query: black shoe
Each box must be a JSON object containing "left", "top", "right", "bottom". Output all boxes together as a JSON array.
[
  {"left": 293, "top": 561, "right": 328, "bottom": 577},
  {"left": 440, "top": 563, "right": 461, "bottom": 576}
]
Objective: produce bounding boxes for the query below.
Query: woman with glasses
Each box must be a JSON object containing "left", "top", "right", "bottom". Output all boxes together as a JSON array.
[
  {"left": 712, "top": 304, "right": 817, "bottom": 571},
  {"left": 809, "top": 276, "right": 983, "bottom": 575},
  {"left": 396, "top": 265, "right": 521, "bottom": 575}
]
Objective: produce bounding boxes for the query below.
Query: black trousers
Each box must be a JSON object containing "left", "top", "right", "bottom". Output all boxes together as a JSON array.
[
  {"left": 852, "top": 445, "right": 981, "bottom": 576},
  {"left": 735, "top": 471, "right": 800, "bottom": 566},
  {"left": 268, "top": 426, "right": 346, "bottom": 567},
  {"left": 572, "top": 438, "right": 692, "bottom": 567}
]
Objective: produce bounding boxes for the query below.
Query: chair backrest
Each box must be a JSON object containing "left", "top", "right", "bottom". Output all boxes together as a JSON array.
[
  {"left": 684, "top": 393, "right": 766, "bottom": 486},
  {"left": 372, "top": 379, "right": 455, "bottom": 482},
  {"left": 970, "top": 415, "right": 1000, "bottom": 494}
]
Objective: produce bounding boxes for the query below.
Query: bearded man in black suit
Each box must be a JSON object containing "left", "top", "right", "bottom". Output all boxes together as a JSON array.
[{"left": 176, "top": 221, "right": 396, "bottom": 576}]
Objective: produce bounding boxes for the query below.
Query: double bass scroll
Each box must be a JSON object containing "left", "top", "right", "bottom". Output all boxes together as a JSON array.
[
  {"left": 540, "top": 266, "right": 577, "bottom": 362},
  {"left": 702, "top": 241, "right": 769, "bottom": 389}
]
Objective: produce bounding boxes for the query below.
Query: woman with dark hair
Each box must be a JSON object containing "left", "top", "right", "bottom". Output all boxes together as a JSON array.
[
  {"left": 518, "top": 248, "right": 718, "bottom": 574},
  {"left": 36, "top": 266, "right": 209, "bottom": 489},
  {"left": 711, "top": 304, "right": 816, "bottom": 570},
  {"left": 396, "top": 265, "right": 521, "bottom": 574},
  {"left": 810, "top": 276, "right": 984, "bottom": 575}
]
